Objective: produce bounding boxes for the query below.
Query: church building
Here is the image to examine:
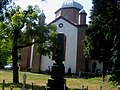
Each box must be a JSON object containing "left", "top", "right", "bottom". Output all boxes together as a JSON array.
[{"left": 21, "top": 0, "right": 103, "bottom": 74}]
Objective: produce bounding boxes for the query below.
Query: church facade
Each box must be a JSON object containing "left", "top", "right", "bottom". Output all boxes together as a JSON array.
[{"left": 21, "top": 0, "right": 103, "bottom": 74}]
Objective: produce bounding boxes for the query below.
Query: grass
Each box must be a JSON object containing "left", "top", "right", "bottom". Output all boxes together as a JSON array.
[{"left": 0, "top": 70, "right": 118, "bottom": 90}]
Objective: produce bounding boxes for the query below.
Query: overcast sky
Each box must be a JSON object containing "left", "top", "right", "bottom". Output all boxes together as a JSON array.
[{"left": 15, "top": 0, "right": 92, "bottom": 24}]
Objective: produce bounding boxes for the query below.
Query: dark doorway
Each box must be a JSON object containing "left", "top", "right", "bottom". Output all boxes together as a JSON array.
[
  {"left": 52, "top": 33, "right": 66, "bottom": 61},
  {"left": 92, "top": 62, "right": 97, "bottom": 73}
]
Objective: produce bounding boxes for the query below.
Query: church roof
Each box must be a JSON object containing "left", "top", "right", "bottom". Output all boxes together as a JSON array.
[
  {"left": 49, "top": 16, "right": 77, "bottom": 27},
  {"left": 79, "top": 9, "right": 86, "bottom": 14},
  {"left": 49, "top": 16, "right": 87, "bottom": 28},
  {"left": 61, "top": 0, "right": 83, "bottom": 10}
]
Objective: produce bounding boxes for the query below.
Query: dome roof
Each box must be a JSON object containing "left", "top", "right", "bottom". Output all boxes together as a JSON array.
[
  {"left": 62, "top": 0, "right": 83, "bottom": 10},
  {"left": 79, "top": 9, "right": 86, "bottom": 14}
]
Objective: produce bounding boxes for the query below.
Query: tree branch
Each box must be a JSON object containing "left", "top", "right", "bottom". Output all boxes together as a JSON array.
[
  {"left": 19, "top": 10, "right": 29, "bottom": 30},
  {"left": 17, "top": 40, "right": 37, "bottom": 49}
]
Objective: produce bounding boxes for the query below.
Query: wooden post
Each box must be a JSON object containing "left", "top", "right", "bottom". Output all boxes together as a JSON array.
[
  {"left": 2, "top": 80, "right": 5, "bottom": 90},
  {"left": 45, "top": 84, "right": 48, "bottom": 90},
  {"left": 32, "top": 83, "right": 33, "bottom": 90},
  {"left": 86, "top": 86, "right": 88, "bottom": 90},
  {"left": 10, "top": 86, "right": 13, "bottom": 90},
  {"left": 82, "top": 85, "right": 84, "bottom": 90},
  {"left": 100, "top": 86, "right": 102, "bottom": 90}
]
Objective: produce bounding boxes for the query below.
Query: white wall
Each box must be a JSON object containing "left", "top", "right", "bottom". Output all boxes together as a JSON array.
[
  {"left": 40, "top": 55, "right": 55, "bottom": 72},
  {"left": 40, "top": 18, "right": 78, "bottom": 73},
  {"left": 55, "top": 19, "right": 78, "bottom": 73}
]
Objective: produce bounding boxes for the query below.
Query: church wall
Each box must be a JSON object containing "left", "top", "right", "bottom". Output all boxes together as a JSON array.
[
  {"left": 55, "top": 8, "right": 79, "bottom": 24},
  {"left": 55, "top": 19, "right": 78, "bottom": 73},
  {"left": 31, "top": 44, "right": 41, "bottom": 73},
  {"left": 40, "top": 18, "right": 78, "bottom": 73},
  {"left": 21, "top": 0, "right": 89, "bottom": 74},
  {"left": 61, "top": 9, "right": 79, "bottom": 24},
  {"left": 76, "top": 26, "right": 86, "bottom": 73},
  {"left": 21, "top": 46, "right": 31, "bottom": 70},
  {"left": 40, "top": 55, "right": 54, "bottom": 72}
]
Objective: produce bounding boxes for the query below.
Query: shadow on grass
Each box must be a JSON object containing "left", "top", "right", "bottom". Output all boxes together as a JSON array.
[
  {"left": 0, "top": 83, "right": 88, "bottom": 90},
  {"left": 0, "top": 83, "right": 45, "bottom": 90}
]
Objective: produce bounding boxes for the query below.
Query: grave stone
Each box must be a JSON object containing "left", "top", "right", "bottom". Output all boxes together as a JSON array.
[
  {"left": 21, "top": 72, "right": 26, "bottom": 90},
  {"left": 46, "top": 33, "right": 68, "bottom": 90}
]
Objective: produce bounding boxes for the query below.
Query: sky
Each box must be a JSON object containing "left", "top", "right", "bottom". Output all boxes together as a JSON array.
[{"left": 15, "top": 0, "right": 92, "bottom": 24}]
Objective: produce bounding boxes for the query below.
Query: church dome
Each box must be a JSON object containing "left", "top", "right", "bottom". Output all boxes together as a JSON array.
[
  {"left": 79, "top": 9, "right": 86, "bottom": 14},
  {"left": 62, "top": 0, "right": 83, "bottom": 10}
]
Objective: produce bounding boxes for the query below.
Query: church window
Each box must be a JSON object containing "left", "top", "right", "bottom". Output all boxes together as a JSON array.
[
  {"left": 52, "top": 33, "right": 66, "bottom": 61},
  {"left": 59, "top": 23, "right": 63, "bottom": 28}
]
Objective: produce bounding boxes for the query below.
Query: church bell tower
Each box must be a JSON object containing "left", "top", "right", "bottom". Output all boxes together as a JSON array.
[{"left": 55, "top": 0, "right": 83, "bottom": 24}]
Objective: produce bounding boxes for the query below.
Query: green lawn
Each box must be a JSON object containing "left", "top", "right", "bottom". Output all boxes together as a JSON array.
[{"left": 0, "top": 70, "right": 118, "bottom": 90}]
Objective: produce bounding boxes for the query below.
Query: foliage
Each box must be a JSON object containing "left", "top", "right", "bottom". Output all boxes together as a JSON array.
[
  {"left": 0, "top": 0, "right": 13, "bottom": 68},
  {"left": 84, "top": 0, "right": 120, "bottom": 84},
  {"left": 84, "top": 0, "right": 114, "bottom": 61},
  {"left": 0, "top": 2, "right": 57, "bottom": 83},
  {"left": 106, "top": 1, "right": 120, "bottom": 85},
  {"left": 0, "top": 0, "right": 13, "bottom": 21},
  {"left": 0, "top": 39, "right": 12, "bottom": 68},
  {"left": 7, "top": 5, "right": 57, "bottom": 55},
  {"left": 108, "top": 1, "right": 120, "bottom": 86}
]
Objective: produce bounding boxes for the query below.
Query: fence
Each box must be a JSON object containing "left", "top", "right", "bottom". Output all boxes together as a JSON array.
[
  {"left": 1, "top": 79, "right": 34, "bottom": 90},
  {"left": 1, "top": 79, "right": 120, "bottom": 90}
]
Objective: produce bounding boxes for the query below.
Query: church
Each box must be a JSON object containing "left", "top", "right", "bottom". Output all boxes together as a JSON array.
[{"left": 21, "top": 0, "right": 103, "bottom": 74}]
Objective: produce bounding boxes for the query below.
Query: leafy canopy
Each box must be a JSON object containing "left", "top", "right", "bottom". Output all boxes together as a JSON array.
[
  {"left": 1, "top": 5, "right": 57, "bottom": 56},
  {"left": 0, "top": 3, "right": 57, "bottom": 83}
]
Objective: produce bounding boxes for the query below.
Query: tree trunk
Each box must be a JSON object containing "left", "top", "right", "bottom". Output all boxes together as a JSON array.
[
  {"left": 102, "top": 47, "right": 109, "bottom": 82},
  {"left": 12, "top": 30, "right": 19, "bottom": 83},
  {"left": 102, "top": 60, "right": 106, "bottom": 82},
  {"left": 12, "top": 44, "right": 19, "bottom": 83}
]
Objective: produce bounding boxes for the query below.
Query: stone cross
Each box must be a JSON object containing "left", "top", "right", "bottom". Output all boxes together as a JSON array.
[{"left": 22, "top": 72, "right": 26, "bottom": 90}]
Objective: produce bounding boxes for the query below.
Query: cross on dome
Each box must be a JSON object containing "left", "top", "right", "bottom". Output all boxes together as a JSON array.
[{"left": 40, "top": 10, "right": 46, "bottom": 17}]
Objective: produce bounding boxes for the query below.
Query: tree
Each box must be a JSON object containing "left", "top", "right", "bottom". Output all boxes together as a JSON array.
[
  {"left": 84, "top": 0, "right": 119, "bottom": 81},
  {"left": 0, "top": 4, "right": 57, "bottom": 83},
  {"left": 0, "top": 0, "right": 12, "bottom": 21},
  {"left": 0, "top": 0, "right": 13, "bottom": 68},
  {"left": 0, "top": 39, "right": 12, "bottom": 68},
  {"left": 109, "top": 0, "right": 120, "bottom": 85}
]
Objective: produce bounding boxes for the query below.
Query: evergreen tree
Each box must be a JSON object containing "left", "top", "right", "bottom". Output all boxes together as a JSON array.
[
  {"left": 84, "top": 0, "right": 120, "bottom": 81},
  {"left": 109, "top": 0, "right": 120, "bottom": 86}
]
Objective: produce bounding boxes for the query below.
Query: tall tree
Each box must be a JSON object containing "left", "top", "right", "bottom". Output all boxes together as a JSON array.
[
  {"left": 84, "top": 0, "right": 119, "bottom": 81},
  {"left": 109, "top": 0, "right": 120, "bottom": 85},
  {"left": 0, "top": 4, "right": 57, "bottom": 83}
]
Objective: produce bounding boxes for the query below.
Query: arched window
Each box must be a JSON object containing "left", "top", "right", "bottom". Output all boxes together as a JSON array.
[{"left": 52, "top": 33, "right": 66, "bottom": 61}]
